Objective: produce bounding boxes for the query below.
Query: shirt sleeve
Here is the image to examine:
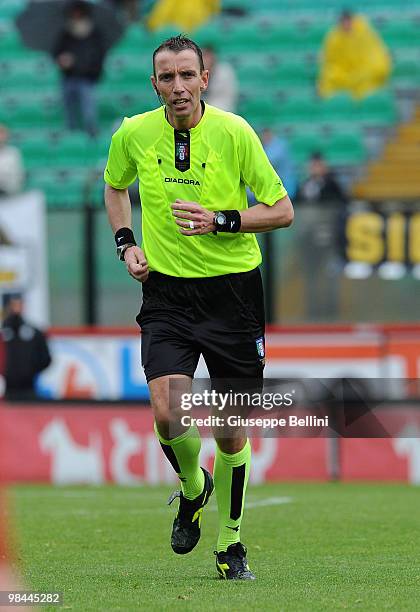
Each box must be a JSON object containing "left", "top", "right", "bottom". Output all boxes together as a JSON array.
[
  {"left": 104, "top": 118, "right": 138, "bottom": 189},
  {"left": 237, "top": 118, "right": 288, "bottom": 206}
]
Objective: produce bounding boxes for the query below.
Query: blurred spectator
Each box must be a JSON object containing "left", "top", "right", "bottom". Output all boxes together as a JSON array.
[
  {"left": 0, "top": 226, "right": 12, "bottom": 245},
  {"left": 298, "top": 150, "right": 348, "bottom": 263},
  {"left": 1, "top": 295, "right": 51, "bottom": 401},
  {"left": 202, "top": 46, "right": 238, "bottom": 112},
  {"left": 0, "top": 125, "right": 24, "bottom": 197},
  {"left": 146, "top": 0, "right": 220, "bottom": 31},
  {"left": 53, "top": 1, "right": 107, "bottom": 136},
  {"left": 261, "top": 128, "right": 297, "bottom": 200},
  {"left": 318, "top": 10, "right": 391, "bottom": 99},
  {"left": 297, "top": 152, "right": 348, "bottom": 319},
  {"left": 297, "top": 151, "right": 347, "bottom": 204}
]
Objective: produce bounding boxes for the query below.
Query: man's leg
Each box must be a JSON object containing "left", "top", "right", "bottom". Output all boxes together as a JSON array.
[
  {"left": 79, "top": 79, "right": 98, "bottom": 137},
  {"left": 62, "top": 77, "right": 79, "bottom": 131},
  {"left": 150, "top": 374, "right": 204, "bottom": 500},
  {"left": 148, "top": 374, "right": 214, "bottom": 555},
  {"left": 213, "top": 435, "right": 251, "bottom": 552},
  {"left": 209, "top": 418, "right": 255, "bottom": 580},
  {"left": 197, "top": 268, "right": 266, "bottom": 578}
]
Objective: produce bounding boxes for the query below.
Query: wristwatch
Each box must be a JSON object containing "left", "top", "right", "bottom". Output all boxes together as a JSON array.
[
  {"left": 214, "top": 211, "right": 227, "bottom": 232},
  {"left": 117, "top": 242, "right": 136, "bottom": 261}
]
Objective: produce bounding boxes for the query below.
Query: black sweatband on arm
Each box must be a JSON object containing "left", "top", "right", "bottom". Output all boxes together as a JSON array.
[
  {"left": 115, "top": 227, "right": 137, "bottom": 261},
  {"left": 214, "top": 210, "right": 241, "bottom": 233},
  {"left": 115, "top": 227, "right": 137, "bottom": 247}
]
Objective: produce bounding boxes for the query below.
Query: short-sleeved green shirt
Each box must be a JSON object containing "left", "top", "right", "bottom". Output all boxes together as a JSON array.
[{"left": 104, "top": 103, "right": 287, "bottom": 277}]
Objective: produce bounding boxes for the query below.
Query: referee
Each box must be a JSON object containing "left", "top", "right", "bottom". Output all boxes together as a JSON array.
[{"left": 104, "top": 35, "right": 294, "bottom": 580}]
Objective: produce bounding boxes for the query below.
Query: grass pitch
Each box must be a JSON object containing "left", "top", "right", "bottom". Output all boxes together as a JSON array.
[{"left": 9, "top": 482, "right": 420, "bottom": 611}]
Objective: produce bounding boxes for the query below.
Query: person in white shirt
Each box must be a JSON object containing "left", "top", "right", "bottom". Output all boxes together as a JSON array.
[
  {"left": 202, "top": 45, "right": 238, "bottom": 112},
  {"left": 0, "top": 125, "right": 24, "bottom": 197}
]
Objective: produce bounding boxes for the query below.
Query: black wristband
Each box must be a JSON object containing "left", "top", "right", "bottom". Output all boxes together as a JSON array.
[
  {"left": 214, "top": 210, "right": 241, "bottom": 233},
  {"left": 115, "top": 227, "right": 137, "bottom": 248}
]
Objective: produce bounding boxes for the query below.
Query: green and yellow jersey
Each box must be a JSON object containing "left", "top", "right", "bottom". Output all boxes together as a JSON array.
[{"left": 104, "top": 103, "right": 287, "bottom": 277}]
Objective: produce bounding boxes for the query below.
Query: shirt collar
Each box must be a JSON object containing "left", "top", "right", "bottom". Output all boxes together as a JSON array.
[{"left": 164, "top": 101, "right": 207, "bottom": 134}]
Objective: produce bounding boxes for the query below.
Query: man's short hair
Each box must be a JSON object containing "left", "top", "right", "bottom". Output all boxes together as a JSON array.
[
  {"left": 340, "top": 9, "right": 353, "bottom": 21},
  {"left": 67, "top": 0, "right": 92, "bottom": 17},
  {"left": 310, "top": 151, "right": 324, "bottom": 161},
  {"left": 152, "top": 34, "right": 205, "bottom": 76}
]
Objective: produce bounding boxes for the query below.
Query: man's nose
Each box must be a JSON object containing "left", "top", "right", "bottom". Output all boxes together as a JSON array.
[{"left": 173, "top": 74, "right": 185, "bottom": 93}]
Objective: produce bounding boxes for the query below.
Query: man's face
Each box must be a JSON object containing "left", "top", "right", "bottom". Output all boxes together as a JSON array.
[
  {"left": 261, "top": 128, "right": 273, "bottom": 146},
  {"left": 309, "top": 158, "right": 327, "bottom": 178},
  {"left": 6, "top": 298, "right": 23, "bottom": 317},
  {"left": 0, "top": 126, "right": 8, "bottom": 148},
  {"left": 340, "top": 15, "right": 353, "bottom": 32},
  {"left": 152, "top": 49, "right": 208, "bottom": 120}
]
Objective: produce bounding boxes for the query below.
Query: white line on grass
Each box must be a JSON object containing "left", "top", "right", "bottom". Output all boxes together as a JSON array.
[
  {"left": 245, "top": 496, "right": 293, "bottom": 509},
  {"left": 13, "top": 491, "right": 293, "bottom": 516},
  {"left": 205, "top": 496, "right": 293, "bottom": 512},
  {"left": 69, "top": 496, "right": 293, "bottom": 518}
]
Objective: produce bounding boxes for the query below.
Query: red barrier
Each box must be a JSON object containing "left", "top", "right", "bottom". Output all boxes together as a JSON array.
[{"left": 1, "top": 404, "right": 419, "bottom": 484}]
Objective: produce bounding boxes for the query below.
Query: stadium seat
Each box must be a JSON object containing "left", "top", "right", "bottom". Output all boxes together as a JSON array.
[
  {"left": 194, "top": 21, "right": 226, "bottom": 48},
  {"left": 27, "top": 171, "right": 88, "bottom": 208},
  {"left": 290, "top": 129, "right": 365, "bottom": 165},
  {"left": 222, "top": 21, "right": 267, "bottom": 52},
  {"left": 275, "top": 97, "right": 322, "bottom": 125},
  {"left": 221, "top": 0, "right": 254, "bottom": 11},
  {"left": 56, "top": 133, "right": 93, "bottom": 165},
  {"left": 239, "top": 97, "right": 281, "bottom": 126},
  {"left": 356, "top": 90, "right": 397, "bottom": 124},
  {"left": 105, "top": 52, "right": 152, "bottom": 74},
  {"left": 2, "top": 96, "right": 64, "bottom": 128},
  {"left": 267, "top": 21, "right": 328, "bottom": 51},
  {"left": 290, "top": 132, "right": 323, "bottom": 163},
  {"left": 392, "top": 57, "right": 420, "bottom": 87},
  {"left": 2, "top": 64, "right": 58, "bottom": 90},
  {"left": 327, "top": 132, "right": 366, "bottom": 165},
  {"left": 97, "top": 84, "right": 156, "bottom": 122},
  {"left": 318, "top": 95, "right": 355, "bottom": 122},
  {"left": 274, "top": 60, "right": 317, "bottom": 86},
  {"left": 113, "top": 24, "right": 148, "bottom": 53},
  {"left": 19, "top": 134, "right": 57, "bottom": 169},
  {"left": 377, "top": 20, "right": 420, "bottom": 49},
  {"left": 236, "top": 62, "right": 275, "bottom": 88}
]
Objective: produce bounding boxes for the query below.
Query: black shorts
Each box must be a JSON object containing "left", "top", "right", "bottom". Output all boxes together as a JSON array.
[{"left": 136, "top": 267, "right": 266, "bottom": 385}]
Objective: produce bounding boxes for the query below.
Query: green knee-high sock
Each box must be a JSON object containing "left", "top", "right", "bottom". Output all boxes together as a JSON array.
[
  {"left": 213, "top": 439, "right": 251, "bottom": 552},
  {"left": 154, "top": 423, "right": 205, "bottom": 500}
]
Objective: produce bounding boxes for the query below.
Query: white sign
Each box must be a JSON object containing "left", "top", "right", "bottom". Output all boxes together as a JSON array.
[{"left": 0, "top": 191, "right": 49, "bottom": 326}]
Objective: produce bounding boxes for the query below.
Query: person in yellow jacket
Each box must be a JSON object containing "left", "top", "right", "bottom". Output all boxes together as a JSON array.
[
  {"left": 147, "top": 0, "right": 219, "bottom": 32},
  {"left": 318, "top": 10, "right": 392, "bottom": 99}
]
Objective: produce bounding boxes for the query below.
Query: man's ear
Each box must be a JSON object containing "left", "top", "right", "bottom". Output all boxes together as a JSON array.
[
  {"left": 151, "top": 75, "right": 165, "bottom": 106},
  {"left": 200, "top": 69, "right": 209, "bottom": 92},
  {"left": 151, "top": 75, "right": 159, "bottom": 95}
]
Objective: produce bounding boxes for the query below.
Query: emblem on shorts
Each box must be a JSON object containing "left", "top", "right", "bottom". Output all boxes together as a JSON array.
[{"left": 256, "top": 336, "right": 265, "bottom": 360}]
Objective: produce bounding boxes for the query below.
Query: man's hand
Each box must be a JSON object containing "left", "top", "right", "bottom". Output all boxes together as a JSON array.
[
  {"left": 57, "top": 52, "right": 74, "bottom": 69},
  {"left": 171, "top": 200, "right": 216, "bottom": 235},
  {"left": 124, "top": 245, "right": 149, "bottom": 282}
]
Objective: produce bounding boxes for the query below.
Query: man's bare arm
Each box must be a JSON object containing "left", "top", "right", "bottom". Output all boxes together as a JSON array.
[
  {"left": 239, "top": 195, "right": 294, "bottom": 232},
  {"left": 104, "top": 184, "right": 149, "bottom": 282},
  {"left": 104, "top": 184, "right": 132, "bottom": 232},
  {"left": 171, "top": 195, "right": 294, "bottom": 235}
]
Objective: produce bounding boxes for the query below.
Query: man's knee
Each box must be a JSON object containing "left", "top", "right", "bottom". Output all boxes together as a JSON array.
[
  {"left": 149, "top": 374, "right": 192, "bottom": 440},
  {"left": 215, "top": 436, "right": 248, "bottom": 454},
  {"left": 150, "top": 387, "right": 172, "bottom": 439}
]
